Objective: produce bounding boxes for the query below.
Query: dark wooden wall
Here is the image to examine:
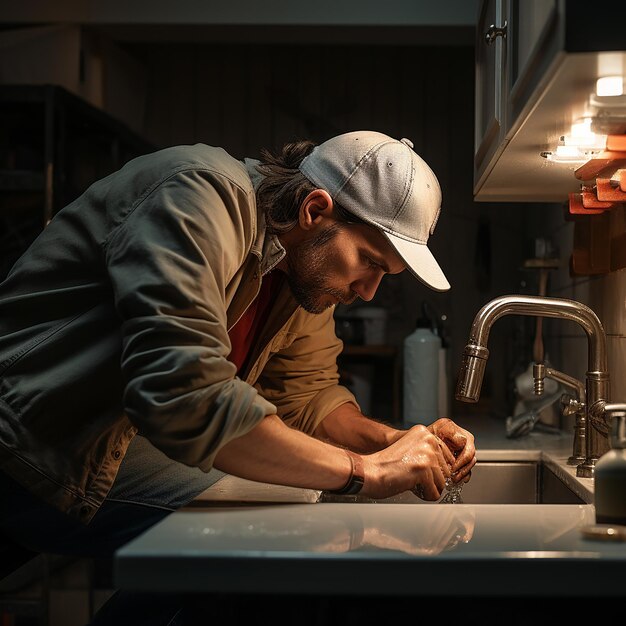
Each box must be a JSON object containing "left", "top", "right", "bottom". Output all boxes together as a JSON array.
[{"left": 129, "top": 41, "right": 539, "bottom": 420}]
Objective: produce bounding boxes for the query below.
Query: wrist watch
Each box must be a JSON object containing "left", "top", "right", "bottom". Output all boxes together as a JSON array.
[{"left": 328, "top": 450, "right": 365, "bottom": 495}]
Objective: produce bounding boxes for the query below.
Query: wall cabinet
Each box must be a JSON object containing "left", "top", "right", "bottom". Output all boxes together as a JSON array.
[
  {"left": 0, "top": 85, "right": 154, "bottom": 279},
  {"left": 474, "top": 0, "right": 508, "bottom": 187},
  {"left": 474, "top": 0, "right": 626, "bottom": 202}
]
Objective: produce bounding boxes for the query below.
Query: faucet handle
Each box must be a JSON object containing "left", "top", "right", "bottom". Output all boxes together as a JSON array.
[
  {"left": 541, "top": 365, "right": 586, "bottom": 404},
  {"left": 532, "top": 362, "right": 546, "bottom": 395},
  {"left": 604, "top": 403, "right": 626, "bottom": 416},
  {"left": 561, "top": 393, "right": 585, "bottom": 417}
]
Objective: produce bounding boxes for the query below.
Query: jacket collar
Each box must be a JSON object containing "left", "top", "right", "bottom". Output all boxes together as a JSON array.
[{"left": 244, "top": 158, "right": 285, "bottom": 276}]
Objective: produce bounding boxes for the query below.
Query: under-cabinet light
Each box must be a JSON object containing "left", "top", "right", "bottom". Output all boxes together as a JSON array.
[
  {"left": 556, "top": 144, "right": 584, "bottom": 158},
  {"left": 596, "top": 76, "right": 624, "bottom": 97},
  {"left": 540, "top": 146, "right": 588, "bottom": 164},
  {"left": 540, "top": 127, "right": 605, "bottom": 165},
  {"left": 563, "top": 118, "right": 606, "bottom": 150}
]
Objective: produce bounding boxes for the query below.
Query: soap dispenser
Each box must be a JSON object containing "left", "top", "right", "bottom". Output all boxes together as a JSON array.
[{"left": 594, "top": 405, "right": 626, "bottom": 525}]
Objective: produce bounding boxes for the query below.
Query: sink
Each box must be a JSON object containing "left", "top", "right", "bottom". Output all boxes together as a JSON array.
[{"left": 318, "top": 460, "right": 588, "bottom": 505}]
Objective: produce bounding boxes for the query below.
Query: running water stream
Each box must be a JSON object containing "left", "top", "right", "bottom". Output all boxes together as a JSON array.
[{"left": 440, "top": 476, "right": 464, "bottom": 504}]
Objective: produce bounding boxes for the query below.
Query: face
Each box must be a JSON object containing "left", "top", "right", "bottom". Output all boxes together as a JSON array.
[{"left": 284, "top": 220, "right": 406, "bottom": 314}]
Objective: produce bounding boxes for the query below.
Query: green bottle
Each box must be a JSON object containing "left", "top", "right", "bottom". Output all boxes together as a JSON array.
[{"left": 594, "top": 409, "right": 626, "bottom": 525}]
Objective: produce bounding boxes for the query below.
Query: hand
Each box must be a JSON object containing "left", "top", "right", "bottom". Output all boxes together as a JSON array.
[
  {"left": 362, "top": 424, "right": 455, "bottom": 501},
  {"left": 427, "top": 418, "right": 476, "bottom": 483}
]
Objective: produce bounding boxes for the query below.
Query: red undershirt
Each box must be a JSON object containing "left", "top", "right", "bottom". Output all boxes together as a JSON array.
[{"left": 227, "top": 270, "right": 285, "bottom": 376}]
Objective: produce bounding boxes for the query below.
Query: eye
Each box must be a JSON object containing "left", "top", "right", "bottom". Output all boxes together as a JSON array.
[{"left": 363, "top": 256, "right": 379, "bottom": 269}]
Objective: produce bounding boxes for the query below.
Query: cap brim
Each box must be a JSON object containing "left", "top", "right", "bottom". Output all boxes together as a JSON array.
[{"left": 383, "top": 231, "right": 450, "bottom": 292}]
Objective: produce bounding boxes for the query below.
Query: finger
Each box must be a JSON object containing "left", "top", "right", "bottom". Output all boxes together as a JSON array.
[
  {"left": 449, "top": 431, "right": 469, "bottom": 451},
  {"left": 454, "top": 457, "right": 477, "bottom": 481},
  {"left": 423, "top": 485, "right": 441, "bottom": 501},
  {"left": 433, "top": 466, "right": 447, "bottom": 493},
  {"left": 451, "top": 452, "right": 466, "bottom": 473},
  {"left": 433, "top": 435, "right": 455, "bottom": 465},
  {"left": 420, "top": 466, "right": 446, "bottom": 500},
  {"left": 416, "top": 486, "right": 441, "bottom": 502},
  {"left": 453, "top": 464, "right": 470, "bottom": 481},
  {"left": 436, "top": 423, "right": 468, "bottom": 452},
  {"left": 435, "top": 457, "right": 446, "bottom": 478},
  {"left": 452, "top": 445, "right": 476, "bottom": 472}
]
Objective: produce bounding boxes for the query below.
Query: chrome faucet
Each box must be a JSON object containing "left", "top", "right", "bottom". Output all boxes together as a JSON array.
[{"left": 455, "top": 294, "right": 610, "bottom": 477}]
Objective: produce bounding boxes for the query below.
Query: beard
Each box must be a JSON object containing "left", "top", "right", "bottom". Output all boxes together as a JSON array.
[{"left": 285, "top": 224, "right": 358, "bottom": 314}]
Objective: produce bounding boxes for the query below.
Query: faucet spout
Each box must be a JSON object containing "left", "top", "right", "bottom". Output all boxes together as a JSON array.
[{"left": 455, "top": 294, "right": 610, "bottom": 476}]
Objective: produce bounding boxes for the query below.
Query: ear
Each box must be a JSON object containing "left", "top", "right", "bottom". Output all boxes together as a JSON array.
[{"left": 299, "top": 189, "right": 334, "bottom": 231}]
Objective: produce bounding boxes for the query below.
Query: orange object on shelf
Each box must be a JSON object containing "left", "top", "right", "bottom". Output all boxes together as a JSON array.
[
  {"left": 581, "top": 193, "right": 616, "bottom": 209},
  {"left": 581, "top": 186, "right": 621, "bottom": 209},
  {"left": 575, "top": 150, "right": 626, "bottom": 180},
  {"left": 568, "top": 192, "right": 606, "bottom": 215},
  {"left": 619, "top": 169, "right": 626, "bottom": 192},
  {"left": 596, "top": 178, "right": 626, "bottom": 201},
  {"left": 607, "top": 135, "right": 626, "bottom": 152}
]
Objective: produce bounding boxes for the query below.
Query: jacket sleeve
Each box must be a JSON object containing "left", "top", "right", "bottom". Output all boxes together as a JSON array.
[
  {"left": 254, "top": 306, "right": 359, "bottom": 435},
  {"left": 104, "top": 167, "right": 276, "bottom": 471}
]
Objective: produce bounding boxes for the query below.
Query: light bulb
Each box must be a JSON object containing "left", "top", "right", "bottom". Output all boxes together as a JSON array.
[
  {"left": 596, "top": 76, "right": 624, "bottom": 97},
  {"left": 563, "top": 118, "right": 606, "bottom": 150},
  {"left": 569, "top": 118, "right": 592, "bottom": 138}
]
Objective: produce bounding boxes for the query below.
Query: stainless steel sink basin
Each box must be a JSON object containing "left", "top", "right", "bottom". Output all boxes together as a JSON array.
[{"left": 318, "top": 460, "right": 588, "bottom": 505}]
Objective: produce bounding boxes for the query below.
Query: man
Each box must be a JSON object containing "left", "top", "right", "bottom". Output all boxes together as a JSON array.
[{"left": 0, "top": 130, "right": 475, "bottom": 618}]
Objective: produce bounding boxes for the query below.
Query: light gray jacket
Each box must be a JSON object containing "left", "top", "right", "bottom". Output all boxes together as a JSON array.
[{"left": 0, "top": 144, "right": 355, "bottom": 523}]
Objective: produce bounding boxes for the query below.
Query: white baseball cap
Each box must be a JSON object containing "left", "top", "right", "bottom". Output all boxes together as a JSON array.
[{"left": 299, "top": 130, "right": 450, "bottom": 291}]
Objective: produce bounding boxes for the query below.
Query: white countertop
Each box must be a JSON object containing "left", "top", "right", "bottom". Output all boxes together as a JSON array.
[{"left": 114, "top": 417, "right": 626, "bottom": 596}]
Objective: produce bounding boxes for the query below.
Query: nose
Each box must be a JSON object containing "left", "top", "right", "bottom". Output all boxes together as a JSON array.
[{"left": 351, "top": 272, "right": 384, "bottom": 302}]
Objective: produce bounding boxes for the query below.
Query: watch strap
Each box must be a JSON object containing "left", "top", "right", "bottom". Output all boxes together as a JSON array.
[{"left": 328, "top": 450, "right": 364, "bottom": 495}]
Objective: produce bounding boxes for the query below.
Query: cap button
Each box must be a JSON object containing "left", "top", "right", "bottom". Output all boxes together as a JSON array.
[{"left": 400, "top": 138, "right": 414, "bottom": 149}]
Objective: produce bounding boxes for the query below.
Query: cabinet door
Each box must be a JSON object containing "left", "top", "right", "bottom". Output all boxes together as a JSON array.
[
  {"left": 474, "top": 0, "right": 508, "bottom": 193},
  {"left": 506, "top": 0, "right": 560, "bottom": 133}
]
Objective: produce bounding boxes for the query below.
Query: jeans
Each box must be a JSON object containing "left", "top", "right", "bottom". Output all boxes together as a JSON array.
[{"left": 0, "top": 435, "right": 225, "bottom": 624}]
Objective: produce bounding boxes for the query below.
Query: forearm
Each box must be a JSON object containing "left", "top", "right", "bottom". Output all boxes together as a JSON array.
[
  {"left": 312, "top": 402, "right": 402, "bottom": 453},
  {"left": 213, "top": 412, "right": 472, "bottom": 501},
  {"left": 213, "top": 414, "right": 353, "bottom": 491}
]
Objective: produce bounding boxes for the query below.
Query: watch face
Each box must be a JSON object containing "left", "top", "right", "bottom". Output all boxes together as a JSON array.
[{"left": 346, "top": 476, "right": 364, "bottom": 495}]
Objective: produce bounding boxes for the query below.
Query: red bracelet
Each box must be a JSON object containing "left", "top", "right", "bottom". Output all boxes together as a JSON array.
[{"left": 328, "top": 450, "right": 365, "bottom": 495}]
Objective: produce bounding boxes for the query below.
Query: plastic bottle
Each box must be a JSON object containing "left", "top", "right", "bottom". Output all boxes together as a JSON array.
[
  {"left": 594, "top": 409, "right": 626, "bottom": 525},
  {"left": 435, "top": 313, "right": 450, "bottom": 418},
  {"left": 403, "top": 316, "right": 441, "bottom": 427},
  {"left": 438, "top": 341, "right": 449, "bottom": 417},
  {"left": 422, "top": 301, "right": 449, "bottom": 417}
]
